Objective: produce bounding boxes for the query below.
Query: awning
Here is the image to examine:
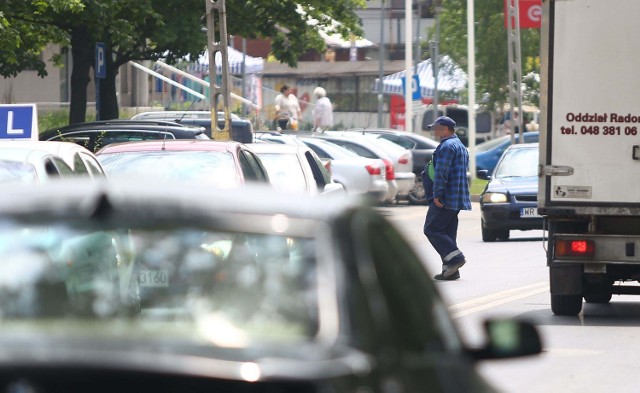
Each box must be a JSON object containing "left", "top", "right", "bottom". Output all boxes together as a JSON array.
[
  {"left": 373, "top": 56, "right": 466, "bottom": 97},
  {"left": 186, "top": 46, "right": 264, "bottom": 75}
]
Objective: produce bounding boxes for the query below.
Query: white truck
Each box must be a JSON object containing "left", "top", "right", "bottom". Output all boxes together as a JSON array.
[{"left": 539, "top": 0, "right": 640, "bottom": 315}]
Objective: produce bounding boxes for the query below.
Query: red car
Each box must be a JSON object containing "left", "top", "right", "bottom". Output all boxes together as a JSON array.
[{"left": 96, "top": 140, "right": 270, "bottom": 188}]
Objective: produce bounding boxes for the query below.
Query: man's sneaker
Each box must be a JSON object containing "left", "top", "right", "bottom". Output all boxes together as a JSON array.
[
  {"left": 434, "top": 270, "right": 460, "bottom": 281},
  {"left": 443, "top": 258, "right": 466, "bottom": 278}
]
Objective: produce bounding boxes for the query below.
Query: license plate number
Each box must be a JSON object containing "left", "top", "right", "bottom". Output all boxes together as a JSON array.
[
  {"left": 520, "top": 207, "right": 540, "bottom": 218},
  {"left": 139, "top": 270, "right": 169, "bottom": 287}
]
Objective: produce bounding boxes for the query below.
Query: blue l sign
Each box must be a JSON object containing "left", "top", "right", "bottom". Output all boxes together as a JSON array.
[
  {"left": 0, "top": 104, "right": 38, "bottom": 140},
  {"left": 96, "top": 42, "right": 106, "bottom": 79}
]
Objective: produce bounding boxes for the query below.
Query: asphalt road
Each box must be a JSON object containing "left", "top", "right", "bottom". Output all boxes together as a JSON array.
[{"left": 382, "top": 202, "right": 640, "bottom": 393}]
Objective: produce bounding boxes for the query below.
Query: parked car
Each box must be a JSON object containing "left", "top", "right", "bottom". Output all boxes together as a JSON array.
[
  {"left": 0, "top": 179, "right": 542, "bottom": 391},
  {"left": 131, "top": 111, "right": 253, "bottom": 143},
  {"left": 314, "top": 135, "right": 415, "bottom": 204},
  {"left": 96, "top": 140, "right": 270, "bottom": 187},
  {"left": 331, "top": 129, "right": 439, "bottom": 205},
  {"left": 301, "top": 137, "right": 389, "bottom": 204},
  {"left": 40, "top": 120, "right": 209, "bottom": 153},
  {"left": 248, "top": 143, "right": 344, "bottom": 196},
  {"left": 0, "top": 143, "right": 75, "bottom": 183},
  {"left": 0, "top": 140, "right": 106, "bottom": 180},
  {"left": 477, "top": 143, "right": 542, "bottom": 242},
  {"left": 475, "top": 131, "right": 539, "bottom": 175}
]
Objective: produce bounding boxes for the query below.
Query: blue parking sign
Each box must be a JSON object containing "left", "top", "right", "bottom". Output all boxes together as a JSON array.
[
  {"left": 0, "top": 104, "right": 39, "bottom": 140},
  {"left": 402, "top": 75, "right": 422, "bottom": 101}
]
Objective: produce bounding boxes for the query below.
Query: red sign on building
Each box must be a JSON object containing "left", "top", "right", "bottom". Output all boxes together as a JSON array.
[{"left": 504, "top": 0, "right": 542, "bottom": 29}]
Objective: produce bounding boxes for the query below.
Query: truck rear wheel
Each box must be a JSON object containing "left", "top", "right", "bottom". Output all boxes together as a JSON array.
[
  {"left": 584, "top": 281, "right": 613, "bottom": 304},
  {"left": 551, "top": 294, "right": 583, "bottom": 316}
]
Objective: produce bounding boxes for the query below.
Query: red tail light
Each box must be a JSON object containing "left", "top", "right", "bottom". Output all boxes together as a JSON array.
[
  {"left": 365, "top": 164, "right": 382, "bottom": 175},
  {"left": 323, "top": 160, "right": 332, "bottom": 173},
  {"left": 398, "top": 154, "right": 410, "bottom": 165},
  {"left": 382, "top": 158, "right": 395, "bottom": 180},
  {"left": 555, "top": 239, "right": 595, "bottom": 257}
]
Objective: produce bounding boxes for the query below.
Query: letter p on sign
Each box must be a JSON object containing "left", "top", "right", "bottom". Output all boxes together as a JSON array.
[{"left": 96, "top": 42, "right": 106, "bottom": 78}]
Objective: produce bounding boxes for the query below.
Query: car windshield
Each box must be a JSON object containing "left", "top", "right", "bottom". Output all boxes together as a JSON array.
[
  {"left": 302, "top": 139, "right": 360, "bottom": 159},
  {"left": 0, "top": 222, "right": 319, "bottom": 345},
  {"left": 0, "top": 161, "right": 37, "bottom": 183},
  {"left": 493, "top": 146, "right": 538, "bottom": 178},
  {"left": 98, "top": 151, "right": 241, "bottom": 188},
  {"left": 255, "top": 152, "right": 309, "bottom": 194}
]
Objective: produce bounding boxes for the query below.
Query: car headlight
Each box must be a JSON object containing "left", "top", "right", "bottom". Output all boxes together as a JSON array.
[{"left": 482, "top": 192, "right": 508, "bottom": 203}]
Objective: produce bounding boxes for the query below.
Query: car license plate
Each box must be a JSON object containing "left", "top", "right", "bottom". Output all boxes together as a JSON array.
[
  {"left": 520, "top": 207, "right": 540, "bottom": 218},
  {"left": 139, "top": 270, "right": 169, "bottom": 287}
]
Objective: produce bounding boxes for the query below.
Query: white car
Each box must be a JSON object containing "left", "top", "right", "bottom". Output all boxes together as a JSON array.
[
  {"left": 248, "top": 143, "right": 344, "bottom": 197},
  {"left": 313, "top": 135, "right": 415, "bottom": 203},
  {"left": 0, "top": 141, "right": 94, "bottom": 183},
  {"left": 0, "top": 140, "right": 107, "bottom": 179},
  {"left": 300, "top": 137, "right": 389, "bottom": 204}
]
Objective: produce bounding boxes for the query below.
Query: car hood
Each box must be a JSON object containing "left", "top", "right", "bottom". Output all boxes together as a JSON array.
[{"left": 486, "top": 176, "right": 538, "bottom": 194}]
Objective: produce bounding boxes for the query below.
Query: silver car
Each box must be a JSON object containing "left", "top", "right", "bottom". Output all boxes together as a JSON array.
[{"left": 313, "top": 135, "right": 415, "bottom": 203}]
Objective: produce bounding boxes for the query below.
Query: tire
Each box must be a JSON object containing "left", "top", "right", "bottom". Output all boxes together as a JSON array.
[
  {"left": 482, "top": 227, "right": 498, "bottom": 242},
  {"left": 584, "top": 281, "right": 613, "bottom": 304},
  {"left": 584, "top": 293, "right": 612, "bottom": 303},
  {"left": 481, "top": 221, "right": 498, "bottom": 242},
  {"left": 407, "top": 178, "right": 427, "bottom": 205},
  {"left": 497, "top": 230, "right": 510, "bottom": 240},
  {"left": 551, "top": 294, "right": 583, "bottom": 315}
]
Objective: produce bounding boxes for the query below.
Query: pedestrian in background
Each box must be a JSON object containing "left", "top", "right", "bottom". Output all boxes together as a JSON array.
[
  {"left": 312, "top": 86, "right": 333, "bottom": 132},
  {"left": 422, "top": 116, "right": 471, "bottom": 281},
  {"left": 274, "top": 85, "right": 301, "bottom": 131}
]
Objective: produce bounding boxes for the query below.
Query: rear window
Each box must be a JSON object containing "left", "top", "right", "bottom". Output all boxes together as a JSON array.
[{"left": 98, "top": 151, "right": 241, "bottom": 188}]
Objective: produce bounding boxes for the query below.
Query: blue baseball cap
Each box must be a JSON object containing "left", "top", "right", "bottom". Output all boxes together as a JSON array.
[{"left": 428, "top": 116, "right": 456, "bottom": 129}]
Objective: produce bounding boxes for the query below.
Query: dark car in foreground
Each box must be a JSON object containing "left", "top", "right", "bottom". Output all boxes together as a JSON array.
[
  {"left": 478, "top": 143, "right": 542, "bottom": 242},
  {"left": 40, "top": 119, "right": 209, "bottom": 153},
  {"left": 0, "top": 180, "right": 542, "bottom": 392}
]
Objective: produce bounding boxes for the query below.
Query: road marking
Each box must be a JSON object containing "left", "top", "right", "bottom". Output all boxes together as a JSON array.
[{"left": 449, "top": 281, "right": 548, "bottom": 318}]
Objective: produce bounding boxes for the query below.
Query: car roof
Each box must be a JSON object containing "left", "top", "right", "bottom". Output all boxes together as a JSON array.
[
  {"left": 95, "top": 139, "right": 244, "bottom": 154},
  {"left": 40, "top": 120, "right": 208, "bottom": 140},
  {"left": 0, "top": 178, "right": 364, "bottom": 224},
  {"left": 248, "top": 143, "right": 310, "bottom": 154}
]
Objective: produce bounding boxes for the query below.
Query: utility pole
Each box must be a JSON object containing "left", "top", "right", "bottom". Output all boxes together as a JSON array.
[
  {"left": 205, "top": 0, "right": 231, "bottom": 141},
  {"left": 377, "top": 0, "right": 386, "bottom": 128},
  {"left": 506, "top": 0, "right": 524, "bottom": 144}
]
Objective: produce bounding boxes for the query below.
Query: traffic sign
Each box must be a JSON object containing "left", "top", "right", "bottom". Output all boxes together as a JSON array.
[
  {"left": 0, "top": 104, "right": 39, "bottom": 140},
  {"left": 504, "top": 0, "right": 542, "bottom": 29},
  {"left": 96, "top": 42, "right": 106, "bottom": 78},
  {"left": 402, "top": 75, "right": 422, "bottom": 101}
]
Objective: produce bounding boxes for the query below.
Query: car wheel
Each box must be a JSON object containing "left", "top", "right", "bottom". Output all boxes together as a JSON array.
[
  {"left": 497, "top": 230, "right": 510, "bottom": 240},
  {"left": 407, "top": 178, "right": 427, "bottom": 205},
  {"left": 584, "top": 281, "right": 613, "bottom": 304},
  {"left": 481, "top": 221, "right": 499, "bottom": 242},
  {"left": 551, "top": 294, "right": 583, "bottom": 316}
]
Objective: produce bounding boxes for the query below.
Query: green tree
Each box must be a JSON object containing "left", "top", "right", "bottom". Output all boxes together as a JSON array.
[
  {"left": 1, "top": 0, "right": 365, "bottom": 123},
  {"left": 428, "top": 0, "right": 540, "bottom": 111}
]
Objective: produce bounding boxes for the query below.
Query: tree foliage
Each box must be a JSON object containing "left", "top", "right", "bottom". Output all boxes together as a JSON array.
[
  {"left": 427, "top": 0, "right": 540, "bottom": 110},
  {"left": 2, "top": 0, "right": 366, "bottom": 122}
]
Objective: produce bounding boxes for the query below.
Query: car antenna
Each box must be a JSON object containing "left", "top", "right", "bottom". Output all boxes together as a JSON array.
[{"left": 175, "top": 98, "right": 198, "bottom": 125}]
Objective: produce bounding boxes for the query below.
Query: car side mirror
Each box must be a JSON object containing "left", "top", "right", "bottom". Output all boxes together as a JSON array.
[
  {"left": 477, "top": 169, "right": 491, "bottom": 181},
  {"left": 469, "top": 319, "right": 543, "bottom": 361}
]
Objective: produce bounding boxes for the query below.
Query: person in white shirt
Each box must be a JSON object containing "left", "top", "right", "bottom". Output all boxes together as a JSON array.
[
  {"left": 312, "top": 86, "right": 333, "bottom": 132},
  {"left": 274, "top": 85, "right": 301, "bottom": 130}
]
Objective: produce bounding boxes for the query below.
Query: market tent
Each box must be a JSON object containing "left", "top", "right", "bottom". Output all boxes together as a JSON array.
[
  {"left": 186, "top": 46, "right": 264, "bottom": 75},
  {"left": 373, "top": 56, "right": 466, "bottom": 97}
]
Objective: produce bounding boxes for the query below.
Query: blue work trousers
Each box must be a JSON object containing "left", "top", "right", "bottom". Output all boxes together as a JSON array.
[{"left": 423, "top": 202, "right": 465, "bottom": 264}]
